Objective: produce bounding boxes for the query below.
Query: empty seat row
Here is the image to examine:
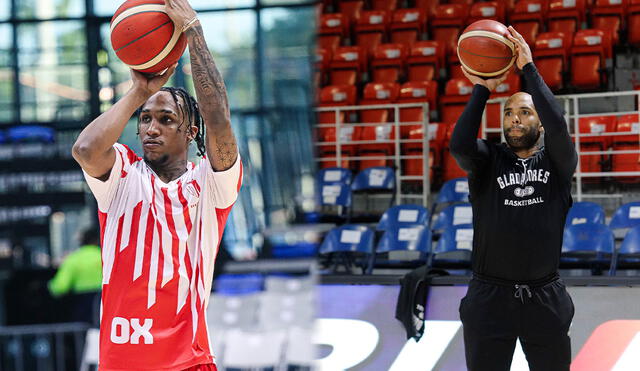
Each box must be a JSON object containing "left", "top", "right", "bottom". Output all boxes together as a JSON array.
[
  {"left": 315, "top": 77, "right": 517, "bottom": 179},
  {"left": 317, "top": 28, "right": 613, "bottom": 91},
  {"left": 320, "top": 0, "right": 640, "bottom": 54},
  {"left": 317, "top": 198, "right": 640, "bottom": 274},
  {"left": 575, "top": 114, "right": 640, "bottom": 177}
]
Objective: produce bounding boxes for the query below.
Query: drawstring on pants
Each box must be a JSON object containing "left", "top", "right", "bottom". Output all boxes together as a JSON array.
[{"left": 514, "top": 284, "right": 532, "bottom": 304}]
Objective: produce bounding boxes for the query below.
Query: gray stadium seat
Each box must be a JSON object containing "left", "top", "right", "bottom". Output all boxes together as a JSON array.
[
  {"left": 264, "top": 275, "right": 315, "bottom": 293},
  {"left": 221, "top": 329, "right": 287, "bottom": 369},
  {"left": 206, "top": 293, "right": 260, "bottom": 330},
  {"left": 285, "top": 326, "right": 315, "bottom": 368},
  {"left": 258, "top": 291, "right": 315, "bottom": 330}
]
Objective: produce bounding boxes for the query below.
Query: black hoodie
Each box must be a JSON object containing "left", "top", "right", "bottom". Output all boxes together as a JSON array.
[{"left": 449, "top": 62, "right": 578, "bottom": 281}]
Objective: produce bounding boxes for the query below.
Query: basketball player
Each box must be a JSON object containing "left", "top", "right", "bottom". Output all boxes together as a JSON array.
[
  {"left": 451, "top": 26, "right": 577, "bottom": 370},
  {"left": 72, "top": 0, "right": 241, "bottom": 370}
]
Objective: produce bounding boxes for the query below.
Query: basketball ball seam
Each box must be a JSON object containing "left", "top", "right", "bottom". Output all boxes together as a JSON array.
[
  {"left": 110, "top": 3, "right": 183, "bottom": 71},
  {"left": 110, "top": 4, "right": 166, "bottom": 31},
  {"left": 458, "top": 45, "right": 514, "bottom": 60},
  {"left": 458, "top": 30, "right": 515, "bottom": 53},
  {"left": 114, "top": 20, "right": 172, "bottom": 53},
  {"left": 457, "top": 27, "right": 516, "bottom": 77}
]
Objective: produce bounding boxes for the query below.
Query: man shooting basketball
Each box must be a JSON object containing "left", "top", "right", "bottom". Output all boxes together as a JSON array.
[
  {"left": 72, "top": 0, "right": 241, "bottom": 370},
  {"left": 451, "top": 26, "right": 577, "bottom": 370}
]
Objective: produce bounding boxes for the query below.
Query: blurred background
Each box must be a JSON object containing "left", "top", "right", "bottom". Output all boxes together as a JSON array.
[
  {"left": 4, "top": 0, "right": 640, "bottom": 369},
  {"left": 0, "top": 0, "right": 318, "bottom": 370},
  {"left": 313, "top": 0, "right": 640, "bottom": 369}
]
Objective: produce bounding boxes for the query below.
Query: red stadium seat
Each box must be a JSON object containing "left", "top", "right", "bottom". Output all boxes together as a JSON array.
[
  {"left": 485, "top": 73, "right": 522, "bottom": 133},
  {"left": 372, "top": 0, "right": 399, "bottom": 11},
  {"left": 371, "top": 43, "right": 408, "bottom": 83},
  {"left": 443, "top": 123, "right": 469, "bottom": 181},
  {"left": 401, "top": 122, "right": 447, "bottom": 183},
  {"left": 629, "top": 0, "right": 640, "bottom": 46},
  {"left": 407, "top": 41, "right": 444, "bottom": 81},
  {"left": 390, "top": 8, "right": 428, "bottom": 48},
  {"left": 329, "top": 46, "right": 366, "bottom": 85},
  {"left": 318, "top": 84, "right": 357, "bottom": 124},
  {"left": 576, "top": 115, "right": 617, "bottom": 175},
  {"left": 319, "top": 14, "right": 347, "bottom": 52},
  {"left": 316, "top": 48, "right": 332, "bottom": 87},
  {"left": 570, "top": 29, "right": 610, "bottom": 89},
  {"left": 357, "top": 82, "right": 401, "bottom": 169},
  {"left": 440, "top": 78, "right": 475, "bottom": 126},
  {"left": 497, "top": 0, "right": 517, "bottom": 13},
  {"left": 467, "top": 1, "right": 506, "bottom": 24},
  {"left": 547, "top": 0, "right": 587, "bottom": 34},
  {"left": 339, "top": 0, "right": 364, "bottom": 25},
  {"left": 611, "top": 114, "right": 640, "bottom": 179},
  {"left": 534, "top": 32, "right": 573, "bottom": 91},
  {"left": 317, "top": 85, "right": 359, "bottom": 169},
  {"left": 591, "top": 0, "right": 627, "bottom": 45},
  {"left": 431, "top": 4, "right": 469, "bottom": 56},
  {"left": 398, "top": 80, "right": 439, "bottom": 137},
  {"left": 447, "top": 54, "right": 465, "bottom": 80},
  {"left": 355, "top": 10, "right": 390, "bottom": 56},
  {"left": 415, "top": 0, "right": 441, "bottom": 16},
  {"left": 509, "top": 0, "right": 548, "bottom": 45}
]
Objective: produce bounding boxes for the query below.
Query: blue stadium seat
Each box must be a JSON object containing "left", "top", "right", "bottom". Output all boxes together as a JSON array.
[
  {"left": 215, "top": 274, "right": 264, "bottom": 295},
  {"left": 351, "top": 166, "right": 396, "bottom": 192},
  {"left": 376, "top": 224, "right": 431, "bottom": 254},
  {"left": 350, "top": 167, "right": 396, "bottom": 222},
  {"left": 561, "top": 223, "right": 614, "bottom": 273},
  {"left": 611, "top": 225, "right": 640, "bottom": 275},
  {"left": 377, "top": 204, "right": 430, "bottom": 231},
  {"left": 7, "top": 126, "right": 55, "bottom": 143},
  {"left": 0, "top": 130, "right": 5, "bottom": 144},
  {"left": 609, "top": 201, "right": 640, "bottom": 231},
  {"left": 429, "top": 224, "right": 473, "bottom": 269},
  {"left": 319, "top": 225, "right": 374, "bottom": 253},
  {"left": 318, "top": 224, "right": 375, "bottom": 274},
  {"left": 435, "top": 177, "right": 469, "bottom": 204},
  {"left": 431, "top": 203, "right": 473, "bottom": 233},
  {"left": 565, "top": 201, "right": 605, "bottom": 226},
  {"left": 316, "top": 167, "right": 352, "bottom": 207}
]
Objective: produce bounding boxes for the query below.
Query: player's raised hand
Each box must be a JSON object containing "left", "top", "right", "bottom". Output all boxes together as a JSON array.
[
  {"left": 506, "top": 26, "right": 533, "bottom": 70},
  {"left": 165, "top": 0, "right": 199, "bottom": 33},
  {"left": 461, "top": 66, "right": 509, "bottom": 92},
  {"left": 130, "top": 63, "right": 177, "bottom": 97}
]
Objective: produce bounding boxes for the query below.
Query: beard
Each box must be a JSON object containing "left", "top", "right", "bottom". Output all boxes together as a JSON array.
[
  {"left": 504, "top": 126, "right": 541, "bottom": 150},
  {"left": 143, "top": 152, "right": 170, "bottom": 167}
]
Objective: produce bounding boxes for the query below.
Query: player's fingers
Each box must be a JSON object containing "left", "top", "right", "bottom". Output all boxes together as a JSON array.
[
  {"left": 162, "top": 64, "right": 178, "bottom": 78},
  {"left": 511, "top": 27, "right": 526, "bottom": 43},
  {"left": 507, "top": 26, "right": 524, "bottom": 45},
  {"left": 460, "top": 66, "right": 473, "bottom": 80}
]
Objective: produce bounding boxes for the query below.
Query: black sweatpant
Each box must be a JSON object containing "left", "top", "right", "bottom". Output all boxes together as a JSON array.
[{"left": 459, "top": 275, "right": 575, "bottom": 371}]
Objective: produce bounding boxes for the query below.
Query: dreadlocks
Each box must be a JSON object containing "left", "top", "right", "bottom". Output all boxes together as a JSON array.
[{"left": 135, "top": 87, "right": 207, "bottom": 157}]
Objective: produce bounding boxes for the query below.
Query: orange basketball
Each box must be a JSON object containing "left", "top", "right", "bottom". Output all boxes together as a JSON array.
[
  {"left": 457, "top": 20, "right": 516, "bottom": 77},
  {"left": 110, "top": 0, "right": 187, "bottom": 74}
]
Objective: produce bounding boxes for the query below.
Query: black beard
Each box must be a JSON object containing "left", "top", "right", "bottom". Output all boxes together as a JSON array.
[
  {"left": 143, "top": 153, "right": 170, "bottom": 167},
  {"left": 504, "top": 126, "right": 540, "bottom": 150}
]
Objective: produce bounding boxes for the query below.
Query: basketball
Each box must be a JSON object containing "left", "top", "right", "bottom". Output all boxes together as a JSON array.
[
  {"left": 457, "top": 20, "right": 516, "bottom": 78},
  {"left": 110, "top": 0, "right": 187, "bottom": 74}
]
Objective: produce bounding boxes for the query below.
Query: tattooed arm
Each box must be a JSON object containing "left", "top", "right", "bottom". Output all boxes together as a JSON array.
[{"left": 166, "top": 0, "right": 238, "bottom": 171}]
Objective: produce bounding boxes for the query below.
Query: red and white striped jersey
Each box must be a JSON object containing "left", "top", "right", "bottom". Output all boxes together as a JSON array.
[{"left": 83, "top": 143, "right": 242, "bottom": 370}]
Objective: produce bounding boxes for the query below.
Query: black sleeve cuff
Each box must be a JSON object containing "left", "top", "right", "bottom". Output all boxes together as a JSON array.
[
  {"left": 522, "top": 62, "right": 536, "bottom": 75},
  {"left": 473, "top": 84, "right": 491, "bottom": 99}
]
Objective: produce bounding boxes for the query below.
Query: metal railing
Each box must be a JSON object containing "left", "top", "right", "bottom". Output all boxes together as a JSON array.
[
  {"left": 0, "top": 322, "right": 89, "bottom": 371},
  {"left": 483, "top": 89, "right": 640, "bottom": 201},
  {"left": 315, "top": 103, "right": 431, "bottom": 206},
  {"left": 316, "top": 90, "right": 640, "bottom": 205}
]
